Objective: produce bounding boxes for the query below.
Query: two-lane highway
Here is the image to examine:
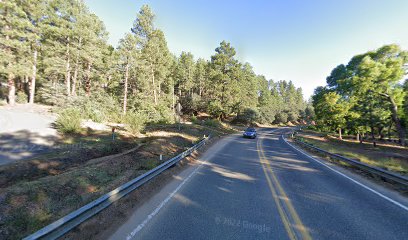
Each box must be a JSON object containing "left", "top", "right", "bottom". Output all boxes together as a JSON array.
[{"left": 109, "top": 128, "right": 408, "bottom": 240}]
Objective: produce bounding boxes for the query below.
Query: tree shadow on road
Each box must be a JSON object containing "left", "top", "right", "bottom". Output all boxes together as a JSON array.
[{"left": 0, "top": 130, "right": 59, "bottom": 164}]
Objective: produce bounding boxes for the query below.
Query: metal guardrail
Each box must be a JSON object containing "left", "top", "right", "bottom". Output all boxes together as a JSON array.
[
  {"left": 24, "top": 135, "right": 211, "bottom": 240},
  {"left": 286, "top": 134, "right": 408, "bottom": 187}
]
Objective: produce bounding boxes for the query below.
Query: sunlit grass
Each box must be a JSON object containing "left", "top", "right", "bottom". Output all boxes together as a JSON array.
[{"left": 298, "top": 134, "right": 408, "bottom": 175}]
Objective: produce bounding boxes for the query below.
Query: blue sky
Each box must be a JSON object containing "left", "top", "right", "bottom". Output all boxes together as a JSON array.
[{"left": 85, "top": 0, "right": 408, "bottom": 98}]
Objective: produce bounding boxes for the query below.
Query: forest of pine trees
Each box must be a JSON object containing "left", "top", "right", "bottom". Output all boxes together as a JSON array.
[{"left": 0, "top": 1, "right": 311, "bottom": 128}]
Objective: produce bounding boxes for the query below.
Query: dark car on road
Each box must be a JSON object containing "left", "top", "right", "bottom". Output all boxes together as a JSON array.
[{"left": 243, "top": 127, "right": 257, "bottom": 139}]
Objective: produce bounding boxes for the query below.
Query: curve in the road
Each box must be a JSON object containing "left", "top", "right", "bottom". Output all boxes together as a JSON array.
[{"left": 108, "top": 128, "right": 408, "bottom": 240}]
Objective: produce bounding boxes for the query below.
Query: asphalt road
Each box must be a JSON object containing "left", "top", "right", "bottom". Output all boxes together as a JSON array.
[
  {"left": 109, "top": 128, "right": 408, "bottom": 240},
  {"left": 0, "top": 108, "right": 57, "bottom": 165}
]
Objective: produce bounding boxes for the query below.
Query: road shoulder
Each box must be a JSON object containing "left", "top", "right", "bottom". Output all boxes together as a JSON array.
[
  {"left": 283, "top": 135, "right": 408, "bottom": 211},
  {"left": 62, "top": 133, "right": 238, "bottom": 240}
]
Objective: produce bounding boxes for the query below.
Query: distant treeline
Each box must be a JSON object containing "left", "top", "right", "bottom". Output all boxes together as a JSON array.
[{"left": 1, "top": 1, "right": 312, "bottom": 125}]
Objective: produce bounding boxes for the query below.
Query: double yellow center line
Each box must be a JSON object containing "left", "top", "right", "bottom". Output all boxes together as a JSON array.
[{"left": 257, "top": 134, "right": 312, "bottom": 240}]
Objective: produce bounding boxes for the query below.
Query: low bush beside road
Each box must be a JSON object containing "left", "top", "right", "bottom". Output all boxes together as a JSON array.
[{"left": 55, "top": 107, "right": 82, "bottom": 134}]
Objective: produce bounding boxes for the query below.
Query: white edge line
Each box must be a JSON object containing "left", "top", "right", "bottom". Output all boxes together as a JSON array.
[
  {"left": 124, "top": 134, "right": 238, "bottom": 239},
  {"left": 282, "top": 135, "right": 408, "bottom": 212},
  {"left": 124, "top": 141, "right": 219, "bottom": 240}
]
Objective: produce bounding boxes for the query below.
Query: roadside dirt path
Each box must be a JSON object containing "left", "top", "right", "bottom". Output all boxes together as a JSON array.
[{"left": 0, "top": 104, "right": 59, "bottom": 165}]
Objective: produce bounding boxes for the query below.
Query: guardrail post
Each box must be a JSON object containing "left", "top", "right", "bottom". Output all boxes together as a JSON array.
[{"left": 160, "top": 154, "right": 163, "bottom": 161}]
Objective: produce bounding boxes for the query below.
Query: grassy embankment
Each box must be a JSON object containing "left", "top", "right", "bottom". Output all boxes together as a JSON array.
[
  {"left": 0, "top": 121, "right": 235, "bottom": 240},
  {"left": 294, "top": 130, "right": 408, "bottom": 176}
]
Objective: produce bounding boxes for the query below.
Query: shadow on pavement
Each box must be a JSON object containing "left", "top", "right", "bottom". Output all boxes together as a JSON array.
[{"left": 0, "top": 130, "right": 59, "bottom": 165}]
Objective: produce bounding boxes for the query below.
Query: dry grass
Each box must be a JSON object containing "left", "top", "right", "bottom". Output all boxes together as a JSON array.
[{"left": 296, "top": 131, "right": 408, "bottom": 175}]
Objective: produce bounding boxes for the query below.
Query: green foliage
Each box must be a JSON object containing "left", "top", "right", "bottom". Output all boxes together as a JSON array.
[
  {"left": 204, "top": 119, "right": 222, "bottom": 128},
  {"left": 207, "top": 100, "right": 224, "bottom": 119},
  {"left": 59, "top": 91, "right": 123, "bottom": 123},
  {"left": 275, "top": 112, "right": 288, "bottom": 124},
  {"left": 2, "top": 1, "right": 309, "bottom": 134},
  {"left": 56, "top": 108, "right": 82, "bottom": 134},
  {"left": 36, "top": 82, "right": 68, "bottom": 106},
  {"left": 236, "top": 108, "right": 259, "bottom": 124},
  {"left": 124, "top": 111, "right": 146, "bottom": 134},
  {"left": 191, "top": 115, "right": 199, "bottom": 124},
  {"left": 80, "top": 92, "right": 122, "bottom": 123},
  {"left": 15, "top": 91, "right": 28, "bottom": 103},
  {"left": 152, "top": 103, "right": 174, "bottom": 124},
  {"left": 404, "top": 80, "right": 408, "bottom": 128},
  {"left": 314, "top": 44, "right": 408, "bottom": 144},
  {"left": 313, "top": 90, "right": 349, "bottom": 132}
]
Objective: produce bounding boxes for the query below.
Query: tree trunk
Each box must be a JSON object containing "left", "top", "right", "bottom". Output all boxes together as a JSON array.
[
  {"left": 151, "top": 64, "right": 157, "bottom": 105},
  {"left": 158, "top": 80, "right": 161, "bottom": 99},
  {"left": 221, "top": 84, "right": 225, "bottom": 105},
  {"left": 23, "top": 75, "right": 29, "bottom": 92},
  {"left": 65, "top": 39, "right": 71, "bottom": 96},
  {"left": 7, "top": 73, "right": 16, "bottom": 105},
  {"left": 338, "top": 128, "right": 342, "bottom": 140},
  {"left": 388, "top": 122, "right": 393, "bottom": 140},
  {"left": 378, "top": 126, "right": 384, "bottom": 140},
  {"left": 72, "top": 64, "right": 79, "bottom": 96},
  {"left": 388, "top": 95, "right": 406, "bottom": 145},
  {"left": 5, "top": 23, "right": 15, "bottom": 105},
  {"left": 172, "top": 84, "right": 176, "bottom": 121},
  {"left": 71, "top": 37, "right": 81, "bottom": 96},
  {"left": 29, "top": 49, "right": 37, "bottom": 104},
  {"left": 123, "top": 62, "right": 129, "bottom": 114},
  {"left": 370, "top": 126, "right": 375, "bottom": 140},
  {"left": 85, "top": 62, "right": 92, "bottom": 96},
  {"left": 359, "top": 133, "right": 364, "bottom": 143},
  {"left": 199, "top": 81, "right": 202, "bottom": 96}
]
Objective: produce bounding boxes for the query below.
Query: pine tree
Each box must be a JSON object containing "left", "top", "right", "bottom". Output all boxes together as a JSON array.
[
  {"left": 0, "top": 0, "right": 32, "bottom": 105},
  {"left": 118, "top": 33, "right": 138, "bottom": 114}
]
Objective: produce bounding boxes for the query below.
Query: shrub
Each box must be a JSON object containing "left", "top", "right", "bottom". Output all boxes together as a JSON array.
[
  {"left": 16, "top": 91, "right": 28, "bottom": 103},
  {"left": 0, "top": 99, "right": 7, "bottom": 106},
  {"left": 56, "top": 108, "right": 82, "bottom": 134},
  {"left": 124, "top": 111, "right": 146, "bottom": 134},
  {"left": 36, "top": 82, "right": 68, "bottom": 106},
  {"left": 258, "top": 107, "right": 276, "bottom": 124},
  {"left": 79, "top": 92, "right": 122, "bottom": 123},
  {"left": 275, "top": 112, "right": 288, "bottom": 124},
  {"left": 207, "top": 100, "right": 224, "bottom": 119},
  {"left": 155, "top": 104, "right": 175, "bottom": 124},
  {"left": 204, "top": 119, "right": 221, "bottom": 128},
  {"left": 235, "top": 108, "right": 259, "bottom": 124},
  {"left": 60, "top": 91, "right": 122, "bottom": 123},
  {"left": 287, "top": 111, "right": 299, "bottom": 122},
  {"left": 191, "top": 115, "right": 199, "bottom": 124},
  {"left": 180, "top": 93, "right": 206, "bottom": 114},
  {"left": 128, "top": 97, "right": 175, "bottom": 124}
]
